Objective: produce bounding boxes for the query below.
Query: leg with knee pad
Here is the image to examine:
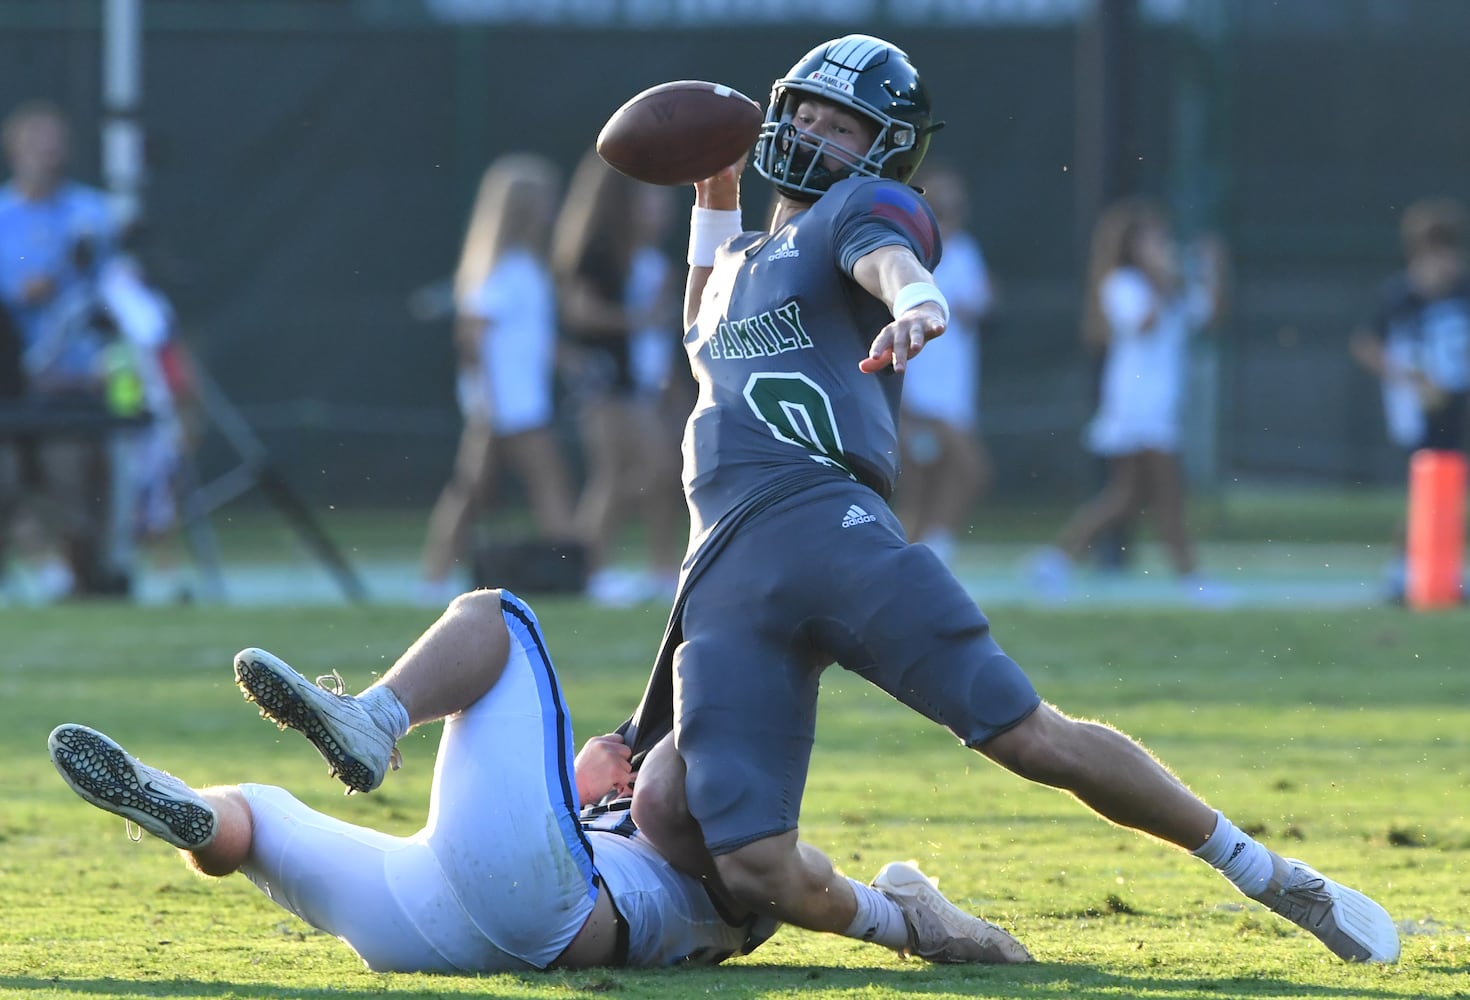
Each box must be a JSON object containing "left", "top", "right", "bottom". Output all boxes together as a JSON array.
[{"left": 671, "top": 633, "right": 819, "bottom": 855}]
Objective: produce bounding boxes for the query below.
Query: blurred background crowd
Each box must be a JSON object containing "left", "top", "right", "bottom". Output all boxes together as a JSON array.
[{"left": 1, "top": 0, "right": 1466, "bottom": 608}]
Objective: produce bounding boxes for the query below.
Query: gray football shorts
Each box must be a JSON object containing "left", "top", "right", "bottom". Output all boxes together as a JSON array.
[{"left": 673, "top": 478, "right": 1041, "bottom": 855}]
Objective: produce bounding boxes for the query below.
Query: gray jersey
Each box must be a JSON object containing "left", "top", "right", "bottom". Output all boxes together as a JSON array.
[
  {"left": 618, "top": 180, "right": 1038, "bottom": 844},
  {"left": 682, "top": 176, "right": 942, "bottom": 549},
  {"left": 617, "top": 177, "right": 945, "bottom": 765}
]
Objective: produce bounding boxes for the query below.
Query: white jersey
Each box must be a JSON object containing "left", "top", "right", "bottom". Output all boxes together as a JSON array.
[
  {"left": 592, "top": 831, "right": 764, "bottom": 966},
  {"left": 901, "top": 230, "right": 992, "bottom": 428},
  {"left": 460, "top": 248, "right": 558, "bottom": 434},
  {"left": 237, "top": 590, "right": 765, "bottom": 973},
  {"left": 1086, "top": 266, "right": 1211, "bottom": 455},
  {"left": 626, "top": 245, "right": 677, "bottom": 396}
]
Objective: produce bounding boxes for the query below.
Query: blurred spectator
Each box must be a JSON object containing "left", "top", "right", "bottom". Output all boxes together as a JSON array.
[
  {"left": 1349, "top": 197, "right": 1470, "bottom": 452},
  {"left": 1027, "top": 197, "right": 1229, "bottom": 603},
  {"left": 94, "top": 218, "right": 195, "bottom": 597},
  {"left": 624, "top": 182, "right": 689, "bottom": 588},
  {"left": 1347, "top": 196, "right": 1470, "bottom": 598},
  {"left": 552, "top": 150, "right": 684, "bottom": 606},
  {"left": 418, "top": 153, "right": 578, "bottom": 605},
  {"left": 0, "top": 100, "right": 119, "bottom": 599},
  {"left": 897, "top": 162, "right": 994, "bottom": 567}
]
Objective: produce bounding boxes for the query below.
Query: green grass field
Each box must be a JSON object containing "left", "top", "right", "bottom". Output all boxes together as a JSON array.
[{"left": 3, "top": 589, "right": 1467, "bottom": 999}]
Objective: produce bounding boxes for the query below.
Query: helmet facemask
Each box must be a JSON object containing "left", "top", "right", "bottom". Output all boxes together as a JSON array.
[{"left": 760, "top": 91, "right": 885, "bottom": 200}]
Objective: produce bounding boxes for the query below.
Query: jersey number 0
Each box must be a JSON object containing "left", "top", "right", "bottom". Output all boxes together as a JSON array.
[{"left": 742, "top": 372, "right": 852, "bottom": 476}]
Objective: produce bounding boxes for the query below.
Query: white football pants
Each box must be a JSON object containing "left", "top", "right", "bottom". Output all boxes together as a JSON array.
[{"left": 236, "top": 593, "right": 598, "bottom": 972}]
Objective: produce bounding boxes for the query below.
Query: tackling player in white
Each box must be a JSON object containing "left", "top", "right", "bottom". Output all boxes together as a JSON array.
[{"left": 49, "top": 587, "right": 1026, "bottom": 971}]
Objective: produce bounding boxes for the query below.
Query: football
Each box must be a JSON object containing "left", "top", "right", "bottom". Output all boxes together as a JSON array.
[{"left": 596, "top": 80, "right": 763, "bottom": 186}]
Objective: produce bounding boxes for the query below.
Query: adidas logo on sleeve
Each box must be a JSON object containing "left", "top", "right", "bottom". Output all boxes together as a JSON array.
[{"left": 841, "top": 504, "right": 876, "bottom": 527}]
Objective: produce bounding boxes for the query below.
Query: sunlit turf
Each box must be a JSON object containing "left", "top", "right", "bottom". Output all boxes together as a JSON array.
[{"left": 3, "top": 596, "right": 1467, "bottom": 999}]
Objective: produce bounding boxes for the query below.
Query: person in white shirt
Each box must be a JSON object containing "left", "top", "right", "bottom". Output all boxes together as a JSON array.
[
  {"left": 552, "top": 155, "right": 686, "bottom": 606},
  {"left": 419, "top": 155, "right": 578, "bottom": 603},
  {"left": 625, "top": 184, "right": 693, "bottom": 598},
  {"left": 1029, "top": 197, "right": 1228, "bottom": 601},
  {"left": 897, "top": 162, "right": 994, "bottom": 566},
  {"left": 93, "top": 220, "right": 188, "bottom": 590}
]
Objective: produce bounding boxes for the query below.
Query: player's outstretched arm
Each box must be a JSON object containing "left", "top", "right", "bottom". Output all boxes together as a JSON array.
[{"left": 853, "top": 244, "right": 949, "bottom": 374}]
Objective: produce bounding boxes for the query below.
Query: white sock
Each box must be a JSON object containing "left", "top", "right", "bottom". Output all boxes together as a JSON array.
[
  {"left": 1191, "top": 810, "right": 1276, "bottom": 898},
  {"left": 357, "top": 685, "right": 410, "bottom": 741},
  {"left": 844, "top": 878, "right": 910, "bottom": 949}
]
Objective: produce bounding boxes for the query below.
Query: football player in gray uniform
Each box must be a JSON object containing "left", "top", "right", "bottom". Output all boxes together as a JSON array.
[{"left": 621, "top": 33, "right": 1399, "bottom": 965}]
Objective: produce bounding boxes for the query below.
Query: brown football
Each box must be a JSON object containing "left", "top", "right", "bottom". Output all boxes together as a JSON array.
[{"left": 596, "top": 80, "right": 763, "bottom": 186}]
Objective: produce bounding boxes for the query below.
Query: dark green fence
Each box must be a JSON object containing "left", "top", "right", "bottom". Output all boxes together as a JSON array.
[{"left": 3, "top": 0, "right": 1467, "bottom": 506}]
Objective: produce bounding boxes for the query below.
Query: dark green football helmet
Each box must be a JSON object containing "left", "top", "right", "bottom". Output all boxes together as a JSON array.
[{"left": 754, "top": 34, "right": 937, "bottom": 202}]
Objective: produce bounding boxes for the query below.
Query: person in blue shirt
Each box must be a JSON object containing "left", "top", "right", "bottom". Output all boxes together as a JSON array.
[
  {"left": 0, "top": 100, "right": 116, "bottom": 380},
  {"left": 0, "top": 100, "right": 118, "bottom": 597},
  {"left": 1349, "top": 196, "right": 1470, "bottom": 599}
]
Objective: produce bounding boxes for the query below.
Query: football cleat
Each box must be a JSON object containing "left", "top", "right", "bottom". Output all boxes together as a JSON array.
[
  {"left": 49, "top": 724, "right": 216, "bottom": 850},
  {"left": 234, "top": 647, "right": 401, "bottom": 794},
  {"left": 1256, "top": 855, "right": 1400, "bottom": 963},
  {"left": 872, "top": 861, "right": 1033, "bottom": 964}
]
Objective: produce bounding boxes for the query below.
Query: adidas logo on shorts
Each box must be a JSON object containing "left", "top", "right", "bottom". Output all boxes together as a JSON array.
[{"left": 841, "top": 504, "right": 876, "bottom": 527}]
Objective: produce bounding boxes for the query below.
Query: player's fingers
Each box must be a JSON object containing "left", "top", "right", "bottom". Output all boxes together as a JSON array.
[
  {"left": 860, "top": 326, "right": 896, "bottom": 373},
  {"left": 593, "top": 741, "right": 631, "bottom": 764},
  {"left": 694, "top": 158, "right": 746, "bottom": 195},
  {"left": 906, "top": 323, "right": 932, "bottom": 360},
  {"left": 892, "top": 316, "right": 937, "bottom": 373},
  {"left": 891, "top": 329, "right": 913, "bottom": 373},
  {"left": 910, "top": 314, "right": 947, "bottom": 358}
]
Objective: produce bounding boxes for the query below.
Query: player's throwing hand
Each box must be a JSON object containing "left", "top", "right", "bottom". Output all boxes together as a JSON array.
[{"left": 860, "top": 303, "right": 947, "bottom": 374}]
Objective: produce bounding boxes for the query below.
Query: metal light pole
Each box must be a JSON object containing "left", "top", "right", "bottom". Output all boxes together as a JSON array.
[{"left": 101, "top": 0, "right": 144, "bottom": 223}]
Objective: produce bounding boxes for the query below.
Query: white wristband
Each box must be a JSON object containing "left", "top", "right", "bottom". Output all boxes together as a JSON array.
[
  {"left": 687, "top": 207, "right": 743, "bottom": 267},
  {"left": 891, "top": 281, "right": 950, "bottom": 325}
]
